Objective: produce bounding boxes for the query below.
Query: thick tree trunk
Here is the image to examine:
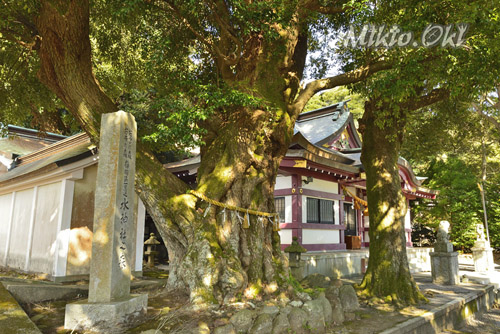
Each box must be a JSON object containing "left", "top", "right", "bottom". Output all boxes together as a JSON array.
[
  {"left": 174, "top": 108, "right": 292, "bottom": 304},
  {"left": 358, "top": 100, "right": 425, "bottom": 305}
]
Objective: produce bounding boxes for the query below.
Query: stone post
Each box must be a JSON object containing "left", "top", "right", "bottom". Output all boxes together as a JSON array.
[
  {"left": 65, "top": 111, "right": 147, "bottom": 332},
  {"left": 430, "top": 221, "right": 459, "bottom": 285},
  {"left": 471, "top": 223, "right": 494, "bottom": 272}
]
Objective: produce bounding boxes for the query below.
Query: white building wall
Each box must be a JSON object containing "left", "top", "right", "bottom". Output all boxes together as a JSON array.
[
  {"left": 346, "top": 186, "right": 357, "bottom": 196},
  {"left": 0, "top": 193, "right": 13, "bottom": 263},
  {"left": 302, "top": 229, "right": 340, "bottom": 244},
  {"left": 134, "top": 198, "right": 146, "bottom": 272},
  {"left": 7, "top": 188, "right": 34, "bottom": 269},
  {"left": 29, "top": 182, "right": 61, "bottom": 274},
  {"left": 0, "top": 158, "right": 148, "bottom": 278},
  {"left": 284, "top": 196, "right": 292, "bottom": 223},
  {"left": 275, "top": 175, "right": 291, "bottom": 190},
  {"left": 278, "top": 229, "right": 293, "bottom": 245},
  {"left": 302, "top": 178, "right": 338, "bottom": 193}
]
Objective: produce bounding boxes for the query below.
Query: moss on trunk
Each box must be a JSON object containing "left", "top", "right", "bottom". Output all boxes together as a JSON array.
[{"left": 358, "top": 100, "right": 426, "bottom": 305}]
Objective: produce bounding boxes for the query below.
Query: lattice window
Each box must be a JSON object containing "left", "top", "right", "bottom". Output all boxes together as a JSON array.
[
  {"left": 307, "top": 198, "right": 335, "bottom": 224},
  {"left": 274, "top": 197, "right": 285, "bottom": 223}
]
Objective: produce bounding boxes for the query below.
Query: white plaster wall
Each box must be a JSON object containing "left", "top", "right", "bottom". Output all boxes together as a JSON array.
[
  {"left": 285, "top": 196, "right": 292, "bottom": 223},
  {"left": 301, "top": 197, "right": 307, "bottom": 224},
  {"left": 302, "top": 229, "right": 340, "bottom": 244},
  {"left": 302, "top": 196, "right": 340, "bottom": 224},
  {"left": 363, "top": 216, "right": 369, "bottom": 228},
  {"left": 275, "top": 175, "right": 291, "bottom": 190},
  {"left": 364, "top": 231, "right": 370, "bottom": 243},
  {"left": 278, "top": 229, "right": 292, "bottom": 244},
  {"left": 0, "top": 193, "right": 13, "bottom": 262},
  {"left": 7, "top": 188, "right": 34, "bottom": 269},
  {"left": 134, "top": 198, "right": 146, "bottom": 272},
  {"left": 407, "top": 247, "right": 432, "bottom": 272},
  {"left": 346, "top": 186, "right": 357, "bottom": 196},
  {"left": 29, "top": 182, "right": 61, "bottom": 274},
  {"left": 302, "top": 178, "right": 338, "bottom": 193}
]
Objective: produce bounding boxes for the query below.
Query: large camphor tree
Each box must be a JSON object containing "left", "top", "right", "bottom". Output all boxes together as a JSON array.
[
  {"left": 340, "top": 1, "right": 500, "bottom": 303},
  {"left": 1, "top": 0, "right": 499, "bottom": 305}
]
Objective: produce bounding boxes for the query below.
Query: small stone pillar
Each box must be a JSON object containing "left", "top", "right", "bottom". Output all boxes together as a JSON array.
[
  {"left": 430, "top": 221, "right": 459, "bottom": 285},
  {"left": 144, "top": 233, "right": 160, "bottom": 268},
  {"left": 284, "top": 237, "right": 306, "bottom": 280},
  {"left": 65, "top": 111, "right": 147, "bottom": 332},
  {"left": 471, "top": 224, "right": 494, "bottom": 272}
]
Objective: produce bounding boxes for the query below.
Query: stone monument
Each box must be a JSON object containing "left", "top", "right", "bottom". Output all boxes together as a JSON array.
[
  {"left": 430, "top": 221, "right": 459, "bottom": 285},
  {"left": 471, "top": 223, "right": 494, "bottom": 272},
  {"left": 65, "top": 111, "right": 147, "bottom": 332}
]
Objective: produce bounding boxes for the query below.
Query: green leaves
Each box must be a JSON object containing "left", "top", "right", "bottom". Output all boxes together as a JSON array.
[{"left": 118, "top": 83, "right": 265, "bottom": 153}]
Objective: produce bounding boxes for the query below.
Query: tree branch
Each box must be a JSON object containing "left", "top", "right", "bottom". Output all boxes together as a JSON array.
[
  {"left": 292, "top": 60, "right": 392, "bottom": 115},
  {"left": 402, "top": 88, "right": 450, "bottom": 111},
  {"left": 475, "top": 100, "right": 500, "bottom": 133},
  {"left": 158, "top": 0, "right": 239, "bottom": 68},
  {"left": 203, "top": 0, "right": 241, "bottom": 66},
  {"left": 0, "top": 28, "right": 40, "bottom": 50},
  {"left": 485, "top": 96, "right": 500, "bottom": 111}
]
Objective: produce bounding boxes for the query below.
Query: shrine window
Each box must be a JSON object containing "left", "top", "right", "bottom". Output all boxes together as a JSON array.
[
  {"left": 274, "top": 197, "right": 285, "bottom": 223},
  {"left": 306, "top": 198, "right": 335, "bottom": 224}
]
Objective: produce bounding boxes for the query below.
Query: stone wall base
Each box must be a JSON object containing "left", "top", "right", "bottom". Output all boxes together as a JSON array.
[{"left": 64, "top": 294, "right": 147, "bottom": 332}]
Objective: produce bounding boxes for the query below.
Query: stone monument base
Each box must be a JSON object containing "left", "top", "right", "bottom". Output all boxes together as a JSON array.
[
  {"left": 64, "top": 294, "right": 148, "bottom": 332},
  {"left": 472, "top": 246, "right": 494, "bottom": 272},
  {"left": 430, "top": 252, "right": 459, "bottom": 285}
]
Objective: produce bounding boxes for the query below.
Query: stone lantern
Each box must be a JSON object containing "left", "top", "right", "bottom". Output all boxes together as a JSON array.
[
  {"left": 144, "top": 233, "right": 161, "bottom": 268},
  {"left": 284, "top": 236, "right": 307, "bottom": 279}
]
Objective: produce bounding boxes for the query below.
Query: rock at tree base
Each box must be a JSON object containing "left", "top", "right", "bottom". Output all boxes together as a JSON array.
[
  {"left": 317, "top": 294, "right": 333, "bottom": 324},
  {"left": 339, "top": 285, "right": 359, "bottom": 312},
  {"left": 249, "top": 313, "right": 273, "bottom": 334},
  {"left": 331, "top": 300, "right": 345, "bottom": 324},
  {"left": 288, "top": 307, "right": 309, "bottom": 334},
  {"left": 303, "top": 299, "right": 326, "bottom": 332},
  {"left": 214, "top": 323, "right": 236, "bottom": 334},
  {"left": 230, "top": 309, "right": 256, "bottom": 333},
  {"left": 301, "top": 273, "right": 332, "bottom": 288},
  {"left": 261, "top": 305, "right": 280, "bottom": 316},
  {"left": 289, "top": 300, "right": 303, "bottom": 307},
  {"left": 272, "top": 312, "right": 291, "bottom": 334},
  {"left": 216, "top": 295, "right": 339, "bottom": 333},
  {"left": 344, "top": 312, "right": 356, "bottom": 321}
]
